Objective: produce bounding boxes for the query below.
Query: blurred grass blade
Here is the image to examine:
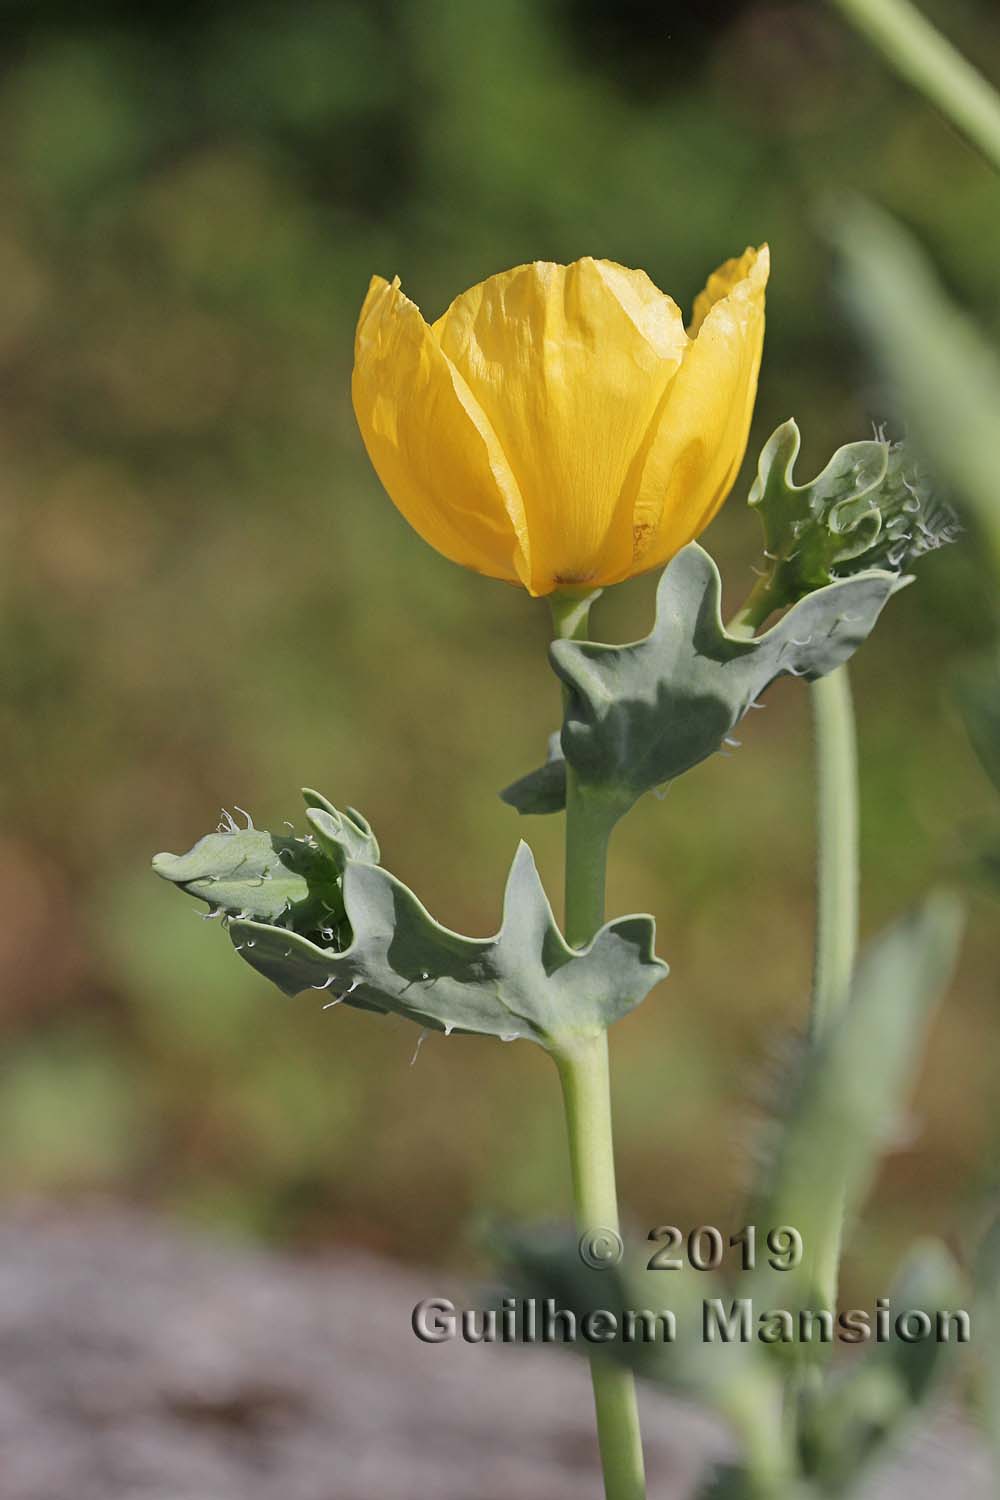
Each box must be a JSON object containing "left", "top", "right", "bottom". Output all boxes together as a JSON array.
[
  {"left": 829, "top": 0, "right": 1000, "bottom": 173},
  {"left": 955, "top": 649, "right": 1000, "bottom": 797},
  {"left": 954, "top": 648, "right": 1000, "bottom": 889},
  {"left": 753, "top": 893, "right": 963, "bottom": 1314},
  {"left": 798, "top": 1240, "right": 968, "bottom": 1493},
  {"left": 834, "top": 202, "right": 1000, "bottom": 577}
]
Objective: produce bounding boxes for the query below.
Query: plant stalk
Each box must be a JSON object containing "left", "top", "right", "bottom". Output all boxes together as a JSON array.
[
  {"left": 549, "top": 589, "right": 647, "bottom": 1500},
  {"left": 810, "top": 666, "right": 859, "bottom": 1045},
  {"left": 808, "top": 665, "right": 860, "bottom": 1313},
  {"left": 829, "top": 0, "right": 1000, "bottom": 174},
  {"left": 554, "top": 1036, "right": 646, "bottom": 1500}
]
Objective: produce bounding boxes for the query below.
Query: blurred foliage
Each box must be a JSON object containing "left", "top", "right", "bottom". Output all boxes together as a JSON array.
[{"left": 0, "top": 0, "right": 998, "bottom": 1275}]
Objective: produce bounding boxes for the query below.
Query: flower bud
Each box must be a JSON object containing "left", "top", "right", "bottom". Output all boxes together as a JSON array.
[{"left": 743, "top": 420, "right": 959, "bottom": 624}]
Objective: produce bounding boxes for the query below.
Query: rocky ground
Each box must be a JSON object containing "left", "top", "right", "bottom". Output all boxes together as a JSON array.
[{"left": 0, "top": 1203, "right": 990, "bottom": 1499}]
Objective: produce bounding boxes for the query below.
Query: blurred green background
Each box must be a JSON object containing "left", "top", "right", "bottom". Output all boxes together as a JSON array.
[{"left": 1, "top": 0, "right": 997, "bottom": 1297}]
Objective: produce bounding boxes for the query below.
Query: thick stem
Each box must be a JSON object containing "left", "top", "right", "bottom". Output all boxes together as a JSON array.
[
  {"left": 829, "top": 0, "right": 1000, "bottom": 175},
  {"left": 564, "top": 778, "right": 612, "bottom": 947},
  {"left": 549, "top": 589, "right": 647, "bottom": 1500},
  {"left": 554, "top": 1037, "right": 646, "bottom": 1500},
  {"left": 807, "top": 666, "right": 860, "bottom": 1317},
  {"left": 810, "top": 667, "right": 859, "bottom": 1045}
]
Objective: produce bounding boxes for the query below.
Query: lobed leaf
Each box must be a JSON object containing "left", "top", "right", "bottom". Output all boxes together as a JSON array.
[
  {"left": 227, "top": 840, "right": 667, "bottom": 1047},
  {"left": 504, "top": 543, "right": 900, "bottom": 821},
  {"left": 154, "top": 792, "right": 668, "bottom": 1048},
  {"left": 152, "top": 822, "right": 341, "bottom": 929}
]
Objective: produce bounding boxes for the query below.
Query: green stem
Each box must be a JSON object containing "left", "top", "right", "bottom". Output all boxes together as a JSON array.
[
  {"left": 549, "top": 589, "right": 647, "bottom": 1500},
  {"left": 727, "top": 574, "right": 787, "bottom": 639},
  {"left": 829, "top": 0, "right": 1000, "bottom": 174},
  {"left": 808, "top": 665, "right": 860, "bottom": 1314},
  {"left": 549, "top": 587, "right": 602, "bottom": 648},
  {"left": 554, "top": 1038, "right": 646, "bottom": 1500},
  {"left": 564, "top": 778, "right": 613, "bottom": 947},
  {"left": 810, "top": 667, "right": 859, "bottom": 1045}
]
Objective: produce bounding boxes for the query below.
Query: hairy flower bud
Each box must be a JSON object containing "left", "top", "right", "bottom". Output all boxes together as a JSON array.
[{"left": 738, "top": 419, "right": 959, "bottom": 628}]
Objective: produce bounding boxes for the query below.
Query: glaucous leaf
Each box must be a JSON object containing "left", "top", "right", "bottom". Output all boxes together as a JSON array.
[
  {"left": 154, "top": 792, "right": 668, "bottom": 1047},
  {"left": 503, "top": 543, "right": 901, "bottom": 820},
  {"left": 227, "top": 840, "right": 667, "bottom": 1047},
  {"left": 152, "top": 816, "right": 342, "bottom": 929}
]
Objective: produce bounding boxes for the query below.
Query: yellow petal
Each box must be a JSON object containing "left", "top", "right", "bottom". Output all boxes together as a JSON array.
[
  {"left": 352, "top": 276, "right": 531, "bottom": 585},
  {"left": 688, "top": 245, "right": 763, "bottom": 337},
  {"left": 432, "top": 258, "right": 689, "bottom": 595},
  {"left": 627, "top": 245, "right": 769, "bottom": 577}
]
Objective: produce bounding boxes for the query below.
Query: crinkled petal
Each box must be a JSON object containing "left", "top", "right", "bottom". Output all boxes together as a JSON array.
[
  {"left": 352, "top": 276, "right": 531, "bottom": 585},
  {"left": 432, "top": 258, "right": 689, "bottom": 594},
  {"left": 626, "top": 246, "right": 769, "bottom": 577},
  {"left": 688, "top": 245, "right": 763, "bottom": 337}
]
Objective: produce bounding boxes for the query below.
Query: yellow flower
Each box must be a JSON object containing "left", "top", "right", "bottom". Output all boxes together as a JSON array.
[{"left": 352, "top": 248, "right": 769, "bottom": 597}]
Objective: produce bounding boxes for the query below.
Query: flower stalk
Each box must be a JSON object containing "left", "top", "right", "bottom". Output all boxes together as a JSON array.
[
  {"left": 807, "top": 665, "right": 860, "bottom": 1320},
  {"left": 729, "top": 590, "right": 861, "bottom": 1320},
  {"left": 550, "top": 589, "right": 647, "bottom": 1500},
  {"left": 810, "top": 667, "right": 860, "bottom": 1045},
  {"left": 553, "top": 1039, "right": 646, "bottom": 1500}
]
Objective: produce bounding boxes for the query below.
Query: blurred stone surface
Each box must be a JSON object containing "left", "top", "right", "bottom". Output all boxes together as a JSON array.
[{"left": 0, "top": 1203, "right": 989, "bottom": 1499}]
